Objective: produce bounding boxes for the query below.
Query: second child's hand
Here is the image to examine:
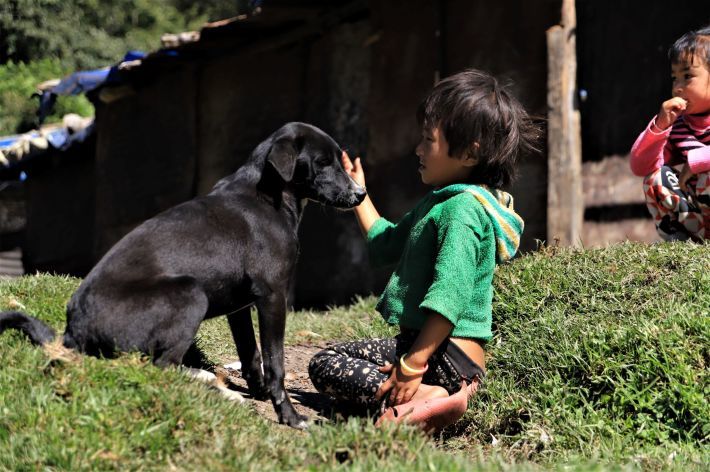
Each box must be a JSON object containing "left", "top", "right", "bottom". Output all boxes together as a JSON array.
[{"left": 655, "top": 97, "right": 687, "bottom": 130}]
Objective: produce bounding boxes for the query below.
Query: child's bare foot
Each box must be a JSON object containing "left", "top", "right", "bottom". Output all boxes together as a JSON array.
[{"left": 411, "top": 383, "right": 449, "bottom": 402}]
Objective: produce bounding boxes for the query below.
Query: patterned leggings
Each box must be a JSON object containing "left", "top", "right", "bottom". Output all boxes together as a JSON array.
[
  {"left": 308, "top": 331, "right": 484, "bottom": 413},
  {"left": 643, "top": 166, "right": 710, "bottom": 241}
]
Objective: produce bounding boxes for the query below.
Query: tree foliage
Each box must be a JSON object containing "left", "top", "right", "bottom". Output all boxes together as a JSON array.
[
  {"left": 0, "top": 0, "right": 229, "bottom": 70},
  {"left": 0, "top": 0, "right": 241, "bottom": 134},
  {"left": 0, "top": 59, "right": 94, "bottom": 135}
]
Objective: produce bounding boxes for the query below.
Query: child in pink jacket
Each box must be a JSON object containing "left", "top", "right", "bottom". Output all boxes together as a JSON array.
[{"left": 630, "top": 25, "right": 710, "bottom": 241}]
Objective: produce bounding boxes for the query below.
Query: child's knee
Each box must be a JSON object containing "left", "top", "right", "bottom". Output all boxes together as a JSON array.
[
  {"left": 308, "top": 348, "right": 339, "bottom": 378},
  {"left": 643, "top": 166, "right": 680, "bottom": 190},
  {"left": 642, "top": 166, "right": 688, "bottom": 209},
  {"left": 642, "top": 167, "right": 664, "bottom": 187},
  {"left": 695, "top": 171, "right": 710, "bottom": 207}
]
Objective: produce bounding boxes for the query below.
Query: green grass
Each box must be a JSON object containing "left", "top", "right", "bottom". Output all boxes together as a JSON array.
[{"left": 0, "top": 242, "right": 708, "bottom": 470}]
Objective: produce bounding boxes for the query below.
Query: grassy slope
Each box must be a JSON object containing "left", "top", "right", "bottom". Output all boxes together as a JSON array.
[{"left": 0, "top": 242, "right": 707, "bottom": 470}]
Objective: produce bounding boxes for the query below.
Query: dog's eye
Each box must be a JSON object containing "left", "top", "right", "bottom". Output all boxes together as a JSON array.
[{"left": 315, "top": 156, "right": 331, "bottom": 166}]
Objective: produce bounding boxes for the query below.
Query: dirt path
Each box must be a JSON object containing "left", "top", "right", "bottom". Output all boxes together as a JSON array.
[{"left": 222, "top": 343, "right": 337, "bottom": 425}]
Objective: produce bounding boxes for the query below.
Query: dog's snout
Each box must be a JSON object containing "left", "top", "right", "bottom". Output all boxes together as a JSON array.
[{"left": 353, "top": 186, "right": 367, "bottom": 204}]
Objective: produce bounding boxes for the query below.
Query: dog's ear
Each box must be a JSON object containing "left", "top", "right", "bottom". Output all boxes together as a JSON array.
[{"left": 266, "top": 138, "right": 298, "bottom": 182}]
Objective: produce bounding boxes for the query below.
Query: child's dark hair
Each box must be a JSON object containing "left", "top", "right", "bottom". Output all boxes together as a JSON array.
[
  {"left": 669, "top": 24, "right": 710, "bottom": 66},
  {"left": 417, "top": 68, "right": 540, "bottom": 188}
]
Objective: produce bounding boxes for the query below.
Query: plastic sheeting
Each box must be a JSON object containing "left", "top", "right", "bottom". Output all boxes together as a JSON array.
[
  {"left": 0, "top": 115, "right": 94, "bottom": 170},
  {"left": 37, "top": 51, "right": 146, "bottom": 123}
]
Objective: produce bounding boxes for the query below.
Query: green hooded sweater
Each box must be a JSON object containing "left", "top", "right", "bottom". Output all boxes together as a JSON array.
[{"left": 367, "top": 183, "right": 524, "bottom": 341}]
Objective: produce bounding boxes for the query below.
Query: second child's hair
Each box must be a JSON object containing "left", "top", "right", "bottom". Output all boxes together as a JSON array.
[
  {"left": 417, "top": 68, "right": 540, "bottom": 188},
  {"left": 669, "top": 25, "right": 710, "bottom": 66}
]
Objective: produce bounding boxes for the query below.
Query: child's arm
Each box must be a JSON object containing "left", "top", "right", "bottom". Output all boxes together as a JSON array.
[
  {"left": 687, "top": 147, "right": 710, "bottom": 175},
  {"left": 629, "top": 97, "right": 686, "bottom": 177},
  {"left": 629, "top": 118, "right": 672, "bottom": 177},
  {"left": 679, "top": 145, "right": 710, "bottom": 191},
  {"left": 375, "top": 311, "right": 453, "bottom": 405},
  {"left": 343, "top": 151, "right": 418, "bottom": 266}
]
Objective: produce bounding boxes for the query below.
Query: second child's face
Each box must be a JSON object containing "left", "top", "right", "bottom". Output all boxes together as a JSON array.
[
  {"left": 672, "top": 57, "right": 710, "bottom": 115},
  {"left": 415, "top": 126, "right": 476, "bottom": 187}
]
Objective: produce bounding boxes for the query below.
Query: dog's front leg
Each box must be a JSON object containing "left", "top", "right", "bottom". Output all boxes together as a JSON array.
[
  {"left": 255, "top": 292, "right": 308, "bottom": 429},
  {"left": 227, "top": 307, "right": 268, "bottom": 400}
]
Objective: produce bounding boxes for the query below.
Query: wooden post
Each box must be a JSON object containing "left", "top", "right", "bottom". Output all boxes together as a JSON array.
[{"left": 546, "top": 0, "right": 583, "bottom": 246}]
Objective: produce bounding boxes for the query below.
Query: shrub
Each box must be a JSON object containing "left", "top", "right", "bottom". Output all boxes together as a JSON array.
[{"left": 0, "top": 59, "right": 94, "bottom": 135}]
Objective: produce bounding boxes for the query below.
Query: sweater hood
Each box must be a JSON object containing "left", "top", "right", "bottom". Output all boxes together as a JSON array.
[{"left": 433, "top": 184, "right": 524, "bottom": 262}]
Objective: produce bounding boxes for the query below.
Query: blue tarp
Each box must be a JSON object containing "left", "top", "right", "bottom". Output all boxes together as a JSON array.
[
  {"left": 50, "top": 68, "right": 111, "bottom": 96},
  {"left": 37, "top": 51, "right": 146, "bottom": 123},
  {"left": 0, "top": 128, "right": 72, "bottom": 152},
  {"left": 0, "top": 118, "right": 94, "bottom": 172},
  {"left": 46, "top": 51, "right": 146, "bottom": 97}
]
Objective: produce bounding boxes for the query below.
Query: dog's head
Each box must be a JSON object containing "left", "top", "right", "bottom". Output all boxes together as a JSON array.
[{"left": 263, "top": 122, "right": 367, "bottom": 208}]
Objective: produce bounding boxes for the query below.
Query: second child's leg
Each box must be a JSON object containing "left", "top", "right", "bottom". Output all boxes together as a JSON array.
[
  {"left": 691, "top": 171, "right": 710, "bottom": 239},
  {"left": 643, "top": 166, "right": 704, "bottom": 241}
]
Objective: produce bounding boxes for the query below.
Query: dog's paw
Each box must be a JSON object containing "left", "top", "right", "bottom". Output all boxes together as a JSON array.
[
  {"left": 185, "top": 367, "right": 246, "bottom": 404},
  {"left": 186, "top": 368, "right": 217, "bottom": 382},
  {"left": 248, "top": 384, "right": 270, "bottom": 401},
  {"left": 223, "top": 360, "right": 242, "bottom": 371},
  {"left": 281, "top": 413, "right": 309, "bottom": 430},
  {"left": 216, "top": 385, "right": 246, "bottom": 403},
  {"left": 294, "top": 418, "right": 309, "bottom": 430}
]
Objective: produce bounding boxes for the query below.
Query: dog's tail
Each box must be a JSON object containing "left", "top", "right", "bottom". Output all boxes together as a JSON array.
[{"left": 0, "top": 311, "right": 56, "bottom": 345}]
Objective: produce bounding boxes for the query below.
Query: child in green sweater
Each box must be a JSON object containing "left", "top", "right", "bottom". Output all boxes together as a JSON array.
[{"left": 308, "top": 68, "right": 539, "bottom": 431}]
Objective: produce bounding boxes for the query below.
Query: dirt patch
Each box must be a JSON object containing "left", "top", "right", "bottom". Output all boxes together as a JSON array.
[{"left": 222, "top": 343, "right": 337, "bottom": 426}]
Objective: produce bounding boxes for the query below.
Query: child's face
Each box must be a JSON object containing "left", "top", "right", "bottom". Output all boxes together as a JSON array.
[
  {"left": 415, "top": 126, "right": 477, "bottom": 187},
  {"left": 672, "top": 57, "right": 710, "bottom": 115}
]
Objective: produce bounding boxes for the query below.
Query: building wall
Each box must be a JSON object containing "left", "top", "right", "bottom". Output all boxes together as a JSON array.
[
  {"left": 0, "top": 181, "right": 26, "bottom": 277},
  {"left": 22, "top": 140, "right": 96, "bottom": 276},
  {"left": 367, "top": 0, "right": 560, "bottom": 255},
  {"left": 195, "top": 45, "right": 306, "bottom": 195},
  {"left": 446, "top": 0, "right": 560, "bottom": 251},
  {"left": 92, "top": 16, "right": 374, "bottom": 306},
  {"left": 88, "top": 3, "right": 563, "bottom": 306},
  {"left": 194, "top": 18, "right": 374, "bottom": 306},
  {"left": 93, "top": 63, "right": 199, "bottom": 258},
  {"left": 17, "top": 2, "right": 710, "bottom": 298}
]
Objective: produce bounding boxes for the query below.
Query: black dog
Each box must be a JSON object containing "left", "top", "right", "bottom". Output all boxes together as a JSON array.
[{"left": 0, "top": 122, "right": 366, "bottom": 428}]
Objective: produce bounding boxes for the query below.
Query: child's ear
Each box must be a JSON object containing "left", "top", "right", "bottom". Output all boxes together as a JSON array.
[{"left": 462, "top": 142, "right": 480, "bottom": 167}]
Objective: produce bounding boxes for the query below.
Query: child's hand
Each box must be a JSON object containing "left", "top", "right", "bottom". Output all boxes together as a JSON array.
[
  {"left": 679, "top": 164, "right": 695, "bottom": 193},
  {"left": 655, "top": 97, "right": 687, "bottom": 130},
  {"left": 375, "top": 363, "right": 422, "bottom": 405},
  {"left": 341, "top": 151, "right": 366, "bottom": 188}
]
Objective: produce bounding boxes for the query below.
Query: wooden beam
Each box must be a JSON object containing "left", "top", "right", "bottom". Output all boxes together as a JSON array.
[{"left": 546, "top": 0, "right": 583, "bottom": 246}]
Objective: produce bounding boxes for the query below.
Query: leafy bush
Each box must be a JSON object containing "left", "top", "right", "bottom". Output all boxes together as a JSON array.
[
  {"left": 0, "top": 1, "right": 246, "bottom": 135},
  {"left": 0, "top": 59, "right": 94, "bottom": 135},
  {"left": 0, "top": 0, "right": 218, "bottom": 70}
]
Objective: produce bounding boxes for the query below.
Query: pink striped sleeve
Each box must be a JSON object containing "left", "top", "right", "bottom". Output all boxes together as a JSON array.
[
  {"left": 687, "top": 146, "right": 710, "bottom": 174},
  {"left": 629, "top": 116, "right": 671, "bottom": 177}
]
